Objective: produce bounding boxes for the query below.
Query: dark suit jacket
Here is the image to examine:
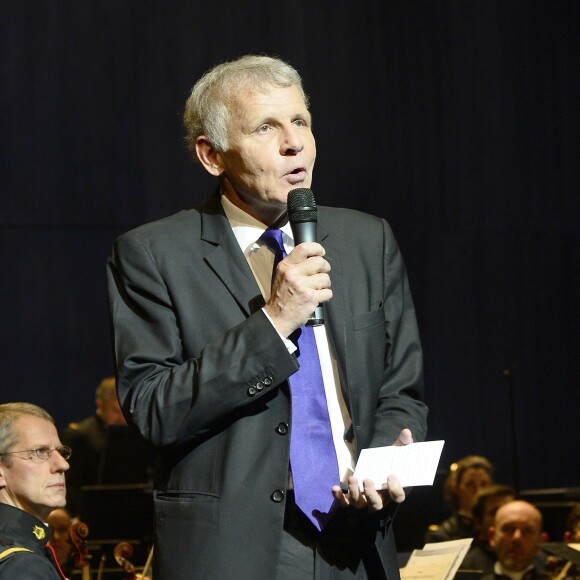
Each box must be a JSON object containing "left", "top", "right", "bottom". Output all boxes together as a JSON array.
[{"left": 107, "top": 191, "right": 428, "bottom": 579}]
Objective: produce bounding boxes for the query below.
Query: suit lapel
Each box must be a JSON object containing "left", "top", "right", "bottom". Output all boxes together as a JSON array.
[
  {"left": 318, "top": 222, "right": 352, "bottom": 406},
  {"left": 199, "top": 193, "right": 264, "bottom": 317}
]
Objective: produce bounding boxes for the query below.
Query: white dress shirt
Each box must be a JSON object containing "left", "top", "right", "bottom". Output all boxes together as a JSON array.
[{"left": 221, "top": 195, "right": 355, "bottom": 484}]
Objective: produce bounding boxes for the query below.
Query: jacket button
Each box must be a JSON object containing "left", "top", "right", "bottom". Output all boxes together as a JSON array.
[
  {"left": 276, "top": 422, "right": 289, "bottom": 435},
  {"left": 263, "top": 376, "right": 273, "bottom": 386},
  {"left": 247, "top": 386, "right": 257, "bottom": 396},
  {"left": 271, "top": 490, "right": 285, "bottom": 503},
  {"left": 255, "top": 381, "right": 264, "bottom": 391}
]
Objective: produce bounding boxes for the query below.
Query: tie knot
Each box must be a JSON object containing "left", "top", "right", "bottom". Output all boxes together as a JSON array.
[{"left": 259, "top": 228, "right": 285, "bottom": 256}]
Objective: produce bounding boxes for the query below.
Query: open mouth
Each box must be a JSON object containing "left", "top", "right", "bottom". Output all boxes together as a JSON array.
[{"left": 286, "top": 167, "right": 307, "bottom": 184}]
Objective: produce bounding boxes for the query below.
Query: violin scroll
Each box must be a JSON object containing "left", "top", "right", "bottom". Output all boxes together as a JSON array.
[
  {"left": 67, "top": 521, "right": 91, "bottom": 580},
  {"left": 114, "top": 541, "right": 137, "bottom": 578}
]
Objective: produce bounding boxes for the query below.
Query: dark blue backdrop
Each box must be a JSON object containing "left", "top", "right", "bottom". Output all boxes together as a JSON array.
[{"left": 2, "top": 1, "right": 578, "bottom": 501}]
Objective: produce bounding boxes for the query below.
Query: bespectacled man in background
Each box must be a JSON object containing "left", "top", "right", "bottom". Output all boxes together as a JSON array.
[{"left": 0, "top": 402, "right": 71, "bottom": 579}]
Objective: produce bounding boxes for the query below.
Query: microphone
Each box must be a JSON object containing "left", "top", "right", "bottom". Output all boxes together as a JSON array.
[{"left": 287, "top": 188, "right": 324, "bottom": 326}]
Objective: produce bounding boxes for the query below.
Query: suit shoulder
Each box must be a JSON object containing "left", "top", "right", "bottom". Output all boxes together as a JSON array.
[
  {"left": 63, "top": 414, "right": 101, "bottom": 435},
  {"left": 318, "top": 206, "right": 395, "bottom": 242},
  {"left": 319, "top": 205, "right": 388, "bottom": 227},
  {"left": 116, "top": 209, "right": 201, "bottom": 244},
  {"left": 0, "top": 549, "right": 56, "bottom": 578}
]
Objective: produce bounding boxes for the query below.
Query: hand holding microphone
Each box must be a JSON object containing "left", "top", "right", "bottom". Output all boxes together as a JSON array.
[
  {"left": 287, "top": 188, "right": 325, "bottom": 326},
  {"left": 264, "top": 188, "right": 331, "bottom": 335}
]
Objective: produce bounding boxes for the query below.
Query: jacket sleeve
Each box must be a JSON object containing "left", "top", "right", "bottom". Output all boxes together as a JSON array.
[
  {"left": 106, "top": 230, "right": 298, "bottom": 449},
  {"left": 369, "top": 218, "right": 428, "bottom": 447}
]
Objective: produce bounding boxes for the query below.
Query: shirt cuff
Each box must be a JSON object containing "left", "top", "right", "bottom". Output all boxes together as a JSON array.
[{"left": 261, "top": 308, "right": 297, "bottom": 354}]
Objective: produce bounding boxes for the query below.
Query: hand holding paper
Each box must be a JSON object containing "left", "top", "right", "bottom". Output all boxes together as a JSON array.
[{"left": 352, "top": 440, "right": 445, "bottom": 490}]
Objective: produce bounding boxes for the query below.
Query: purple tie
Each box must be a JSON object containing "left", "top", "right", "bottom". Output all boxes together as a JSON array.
[{"left": 260, "top": 228, "right": 340, "bottom": 531}]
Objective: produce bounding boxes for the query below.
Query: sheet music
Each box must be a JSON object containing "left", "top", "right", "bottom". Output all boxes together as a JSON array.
[
  {"left": 352, "top": 440, "right": 444, "bottom": 488},
  {"left": 402, "top": 538, "right": 473, "bottom": 580}
]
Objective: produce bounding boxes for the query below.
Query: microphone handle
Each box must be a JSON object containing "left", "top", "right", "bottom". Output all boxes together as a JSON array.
[
  {"left": 309, "top": 305, "right": 324, "bottom": 327},
  {"left": 291, "top": 220, "right": 324, "bottom": 326}
]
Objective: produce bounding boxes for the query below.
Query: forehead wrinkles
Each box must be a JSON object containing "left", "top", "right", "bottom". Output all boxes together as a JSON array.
[
  {"left": 232, "top": 86, "right": 308, "bottom": 130},
  {"left": 13, "top": 416, "right": 58, "bottom": 448}
]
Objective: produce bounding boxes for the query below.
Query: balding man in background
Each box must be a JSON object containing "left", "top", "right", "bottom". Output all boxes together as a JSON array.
[{"left": 483, "top": 500, "right": 550, "bottom": 580}]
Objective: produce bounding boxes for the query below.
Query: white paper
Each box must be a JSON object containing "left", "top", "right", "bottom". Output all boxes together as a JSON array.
[
  {"left": 401, "top": 538, "right": 473, "bottom": 580},
  {"left": 352, "top": 440, "right": 444, "bottom": 489}
]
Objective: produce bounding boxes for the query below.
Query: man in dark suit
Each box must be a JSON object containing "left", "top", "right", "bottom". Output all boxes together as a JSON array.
[{"left": 107, "top": 54, "right": 428, "bottom": 579}]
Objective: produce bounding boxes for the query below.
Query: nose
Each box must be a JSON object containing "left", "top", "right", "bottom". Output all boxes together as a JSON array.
[
  {"left": 52, "top": 450, "right": 70, "bottom": 472},
  {"left": 280, "top": 125, "right": 304, "bottom": 155}
]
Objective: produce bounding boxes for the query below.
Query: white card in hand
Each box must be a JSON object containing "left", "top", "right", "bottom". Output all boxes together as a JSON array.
[{"left": 352, "top": 440, "right": 444, "bottom": 489}]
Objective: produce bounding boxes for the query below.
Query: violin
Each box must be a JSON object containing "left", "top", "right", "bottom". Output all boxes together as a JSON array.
[
  {"left": 114, "top": 541, "right": 154, "bottom": 579},
  {"left": 67, "top": 521, "right": 107, "bottom": 580},
  {"left": 114, "top": 542, "right": 137, "bottom": 578},
  {"left": 67, "top": 521, "right": 91, "bottom": 580}
]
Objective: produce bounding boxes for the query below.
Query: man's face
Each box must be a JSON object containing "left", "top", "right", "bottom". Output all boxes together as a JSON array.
[
  {"left": 480, "top": 494, "right": 515, "bottom": 537},
  {"left": 490, "top": 502, "right": 542, "bottom": 572},
  {"left": 0, "top": 416, "right": 69, "bottom": 521},
  {"left": 98, "top": 395, "right": 126, "bottom": 426},
  {"left": 216, "top": 84, "right": 316, "bottom": 225},
  {"left": 48, "top": 508, "right": 73, "bottom": 565}
]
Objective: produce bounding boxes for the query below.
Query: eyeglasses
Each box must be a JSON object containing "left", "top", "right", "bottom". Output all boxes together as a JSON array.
[{"left": 0, "top": 446, "right": 72, "bottom": 463}]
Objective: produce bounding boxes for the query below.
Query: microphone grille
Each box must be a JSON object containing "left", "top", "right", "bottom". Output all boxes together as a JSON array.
[{"left": 288, "top": 188, "right": 317, "bottom": 223}]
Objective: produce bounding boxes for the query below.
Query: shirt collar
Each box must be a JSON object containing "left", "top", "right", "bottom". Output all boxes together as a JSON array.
[
  {"left": 494, "top": 560, "right": 537, "bottom": 580},
  {"left": 220, "top": 195, "right": 294, "bottom": 254}
]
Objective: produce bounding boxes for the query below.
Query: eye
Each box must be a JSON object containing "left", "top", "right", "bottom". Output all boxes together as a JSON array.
[
  {"left": 34, "top": 447, "right": 52, "bottom": 460},
  {"left": 293, "top": 118, "right": 308, "bottom": 128},
  {"left": 256, "top": 124, "right": 272, "bottom": 134}
]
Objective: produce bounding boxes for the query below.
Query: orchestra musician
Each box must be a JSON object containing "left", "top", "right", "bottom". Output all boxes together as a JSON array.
[{"left": 0, "top": 403, "right": 70, "bottom": 579}]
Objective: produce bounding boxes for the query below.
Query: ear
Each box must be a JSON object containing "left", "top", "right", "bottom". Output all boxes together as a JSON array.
[
  {"left": 488, "top": 526, "right": 496, "bottom": 547},
  {"left": 0, "top": 462, "right": 7, "bottom": 489},
  {"left": 196, "top": 136, "right": 223, "bottom": 177}
]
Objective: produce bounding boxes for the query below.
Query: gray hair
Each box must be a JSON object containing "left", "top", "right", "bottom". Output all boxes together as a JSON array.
[
  {"left": 0, "top": 403, "right": 54, "bottom": 465},
  {"left": 183, "top": 54, "right": 308, "bottom": 162}
]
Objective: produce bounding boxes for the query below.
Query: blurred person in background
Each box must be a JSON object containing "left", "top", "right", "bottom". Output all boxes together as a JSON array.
[
  {"left": 47, "top": 508, "right": 74, "bottom": 576},
  {"left": 461, "top": 484, "right": 517, "bottom": 573},
  {"left": 425, "top": 455, "right": 494, "bottom": 543},
  {"left": 483, "top": 500, "right": 550, "bottom": 580},
  {"left": 61, "top": 376, "right": 126, "bottom": 514}
]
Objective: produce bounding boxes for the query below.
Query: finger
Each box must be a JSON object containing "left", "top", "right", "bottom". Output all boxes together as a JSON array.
[
  {"left": 347, "top": 476, "right": 367, "bottom": 509},
  {"left": 332, "top": 485, "right": 350, "bottom": 508},
  {"left": 309, "top": 271, "right": 332, "bottom": 290},
  {"left": 363, "top": 479, "right": 384, "bottom": 512},
  {"left": 392, "top": 428, "right": 413, "bottom": 446},
  {"left": 285, "top": 242, "right": 326, "bottom": 263},
  {"left": 386, "top": 474, "right": 406, "bottom": 503}
]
